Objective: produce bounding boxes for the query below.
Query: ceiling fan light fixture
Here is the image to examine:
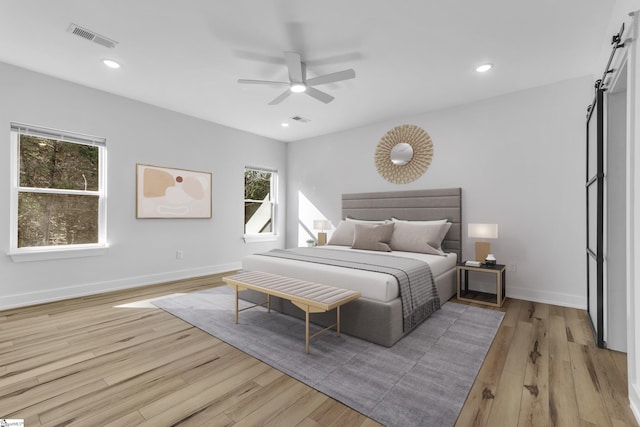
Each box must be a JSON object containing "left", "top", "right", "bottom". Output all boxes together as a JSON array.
[
  {"left": 290, "top": 83, "right": 307, "bottom": 93},
  {"left": 475, "top": 63, "right": 493, "bottom": 73},
  {"left": 103, "top": 59, "right": 121, "bottom": 69}
]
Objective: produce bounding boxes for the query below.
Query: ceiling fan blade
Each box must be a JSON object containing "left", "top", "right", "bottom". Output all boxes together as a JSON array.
[
  {"left": 268, "top": 89, "right": 292, "bottom": 105},
  {"left": 284, "top": 51, "right": 304, "bottom": 83},
  {"left": 306, "top": 69, "right": 356, "bottom": 87},
  {"left": 238, "top": 79, "right": 290, "bottom": 86},
  {"left": 305, "top": 87, "right": 334, "bottom": 104}
]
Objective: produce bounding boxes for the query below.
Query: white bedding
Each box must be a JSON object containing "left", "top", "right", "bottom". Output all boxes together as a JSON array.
[{"left": 241, "top": 245, "right": 457, "bottom": 303}]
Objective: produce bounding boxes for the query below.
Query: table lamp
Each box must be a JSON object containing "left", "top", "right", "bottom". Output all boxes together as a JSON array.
[
  {"left": 313, "top": 219, "right": 332, "bottom": 246},
  {"left": 468, "top": 223, "right": 498, "bottom": 263}
]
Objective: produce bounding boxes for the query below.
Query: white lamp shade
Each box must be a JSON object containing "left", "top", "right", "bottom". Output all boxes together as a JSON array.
[
  {"left": 313, "top": 219, "right": 332, "bottom": 231},
  {"left": 468, "top": 223, "right": 498, "bottom": 239}
]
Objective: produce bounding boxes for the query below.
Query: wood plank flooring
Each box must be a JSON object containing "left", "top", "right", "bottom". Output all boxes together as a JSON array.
[
  {"left": 0, "top": 273, "right": 637, "bottom": 426},
  {"left": 456, "top": 298, "right": 637, "bottom": 427}
]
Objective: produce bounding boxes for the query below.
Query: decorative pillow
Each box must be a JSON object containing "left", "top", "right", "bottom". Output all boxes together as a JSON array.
[
  {"left": 327, "top": 220, "right": 356, "bottom": 246},
  {"left": 346, "top": 217, "right": 388, "bottom": 224},
  {"left": 391, "top": 217, "right": 448, "bottom": 225},
  {"left": 328, "top": 218, "right": 389, "bottom": 246},
  {"left": 351, "top": 222, "right": 395, "bottom": 252},
  {"left": 389, "top": 222, "right": 452, "bottom": 255}
]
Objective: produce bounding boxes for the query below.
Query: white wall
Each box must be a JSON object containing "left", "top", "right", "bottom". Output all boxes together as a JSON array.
[
  {"left": 287, "top": 76, "right": 592, "bottom": 308},
  {"left": 607, "top": 74, "right": 628, "bottom": 352},
  {"left": 0, "top": 62, "right": 593, "bottom": 312},
  {"left": 0, "top": 62, "right": 287, "bottom": 309},
  {"left": 625, "top": 8, "right": 640, "bottom": 423}
]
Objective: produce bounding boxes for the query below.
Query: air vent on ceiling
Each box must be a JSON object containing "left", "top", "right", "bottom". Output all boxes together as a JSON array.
[
  {"left": 291, "top": 116, "right": 311, "bottom": 123},
  {"left": 66, "top": 23, "right": 118, "bottom": 48}
]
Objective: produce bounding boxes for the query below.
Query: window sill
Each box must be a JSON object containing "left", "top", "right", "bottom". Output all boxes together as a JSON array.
[
  {"left": 8, "top": 245, "right": 108, "bottom": 263},
  {"left": 243, "top": 234, "right": 279, "bottom": 243}
]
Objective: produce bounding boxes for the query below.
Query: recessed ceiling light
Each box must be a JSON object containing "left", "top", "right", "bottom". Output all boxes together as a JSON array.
[
  {"left": 290, "top": 83, "right": 306, "bottom": 93},
  {"left": 281, "top": 123, "right": 289, "bottom": 127},
  {"left": 476, "top": 63, "right": 493, "bottom": 73},
  {"left": 103, "top": 59, "right": 121, "bottom": 69}
]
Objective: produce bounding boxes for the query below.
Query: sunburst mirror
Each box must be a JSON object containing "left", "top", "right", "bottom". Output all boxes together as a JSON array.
[{"left": 375, "top": 124, "right": 433, "bottom": 184}]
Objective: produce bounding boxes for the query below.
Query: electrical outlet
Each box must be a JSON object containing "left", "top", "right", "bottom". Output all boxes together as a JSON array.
[
  {"left": 508, "top": 264, "right": 517, "bottom": 272},
  {"left": 176, "top": 250, "right": 184, "bottom": 260}
]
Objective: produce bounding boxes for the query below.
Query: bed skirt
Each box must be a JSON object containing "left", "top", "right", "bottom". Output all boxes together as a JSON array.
[{"left": 238, "top": 267, "right": 456, "bottom": 347}]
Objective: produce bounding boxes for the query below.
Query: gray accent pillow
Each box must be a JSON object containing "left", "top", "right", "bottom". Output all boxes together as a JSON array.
[
  {"left": 389, "top": 222, "right": 452, "bottom": 255},
  {"left": 351, "top": 222, "right": 395, "bottom": 252},
  {"left": 327, "top": 220, "right": 356, "bottom": 246},
  {"left": 328, "top": 219, "right": 388, "bottom": 246}
]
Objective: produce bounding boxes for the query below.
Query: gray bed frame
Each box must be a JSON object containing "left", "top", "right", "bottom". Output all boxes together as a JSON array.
[{"left": 241, "top": 188, "right": 462, "bottom": 347}]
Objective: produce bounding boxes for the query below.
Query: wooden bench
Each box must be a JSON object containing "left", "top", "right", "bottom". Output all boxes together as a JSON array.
[{"left": 222, "top": 271, "right": 361, "bottom": 354}]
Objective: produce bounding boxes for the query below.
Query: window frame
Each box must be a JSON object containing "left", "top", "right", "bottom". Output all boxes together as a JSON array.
[
  {"left": 243, "top": 165, "right": 278, "bottom": 243},
  {"left": 8, "top": 123, "right": 108, "bottom": 262}
]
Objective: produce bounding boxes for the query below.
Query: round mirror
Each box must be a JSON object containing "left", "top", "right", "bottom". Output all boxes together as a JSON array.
[
  {"left": 375, "top": 124, "right": 433, "bottom": 184},
  {"left": 390, "top": 142, "right": 413, "bottom": 165}
]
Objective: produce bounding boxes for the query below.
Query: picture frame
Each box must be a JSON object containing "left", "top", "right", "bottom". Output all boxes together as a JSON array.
[{"left": 136, "top": 163, "right": 212, "bottom": 219}]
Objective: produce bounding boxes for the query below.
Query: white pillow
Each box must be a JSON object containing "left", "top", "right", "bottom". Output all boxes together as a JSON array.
[
  {"left": 391, "top": 217, "right": 448, "bottom": 225},
  {"left": 327, "top": 220, "right": 356, "bottom": 246},
  {"left": 389, "top": 222, "right": 452, "bottom": 255},
  {"left": 329, "top": 218, "right": 391, "bottom": 246},
  {"left": 346, "top": 217, "right": 388, "bottom": 224}
]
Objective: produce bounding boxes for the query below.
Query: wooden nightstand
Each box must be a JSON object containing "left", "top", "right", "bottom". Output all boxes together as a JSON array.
[{"left": 456, "top": 263, "right": 506, "bottom": 307}]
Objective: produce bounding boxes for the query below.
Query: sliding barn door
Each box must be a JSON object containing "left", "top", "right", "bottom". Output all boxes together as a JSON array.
[{"left": 586, "top": 85, "right": 605, "bottom": 348}]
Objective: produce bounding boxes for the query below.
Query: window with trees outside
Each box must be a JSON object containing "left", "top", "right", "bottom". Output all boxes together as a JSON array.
[
  {"left": 244, "top": 166, "right": 277, "bottom": 237},
  {"left": 10, "top": 123, "right": 107, "bottom": 260}
]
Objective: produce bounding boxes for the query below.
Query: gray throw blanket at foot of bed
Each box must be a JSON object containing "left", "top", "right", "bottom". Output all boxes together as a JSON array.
[{"left": 257, "top": 248, "right": 441, "bottom": 331}]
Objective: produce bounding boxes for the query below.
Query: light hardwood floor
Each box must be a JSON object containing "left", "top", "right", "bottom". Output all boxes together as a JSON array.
[{"left": 0, "top": 273, "right": 637, "bottom": 427}]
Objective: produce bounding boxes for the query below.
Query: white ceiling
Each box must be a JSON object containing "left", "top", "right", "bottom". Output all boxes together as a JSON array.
[{"left": 0, "top": 0, "right": 615, "bottom": 142}]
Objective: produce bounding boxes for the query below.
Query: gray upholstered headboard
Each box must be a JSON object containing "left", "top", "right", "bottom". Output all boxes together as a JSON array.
[{"left": 341, "top": 188, "right": 462, "bottom": 259}]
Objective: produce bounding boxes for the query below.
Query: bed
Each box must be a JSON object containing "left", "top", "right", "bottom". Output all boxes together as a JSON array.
[{"left": 241, "top": 188, "right": 462, "bottom": 347}]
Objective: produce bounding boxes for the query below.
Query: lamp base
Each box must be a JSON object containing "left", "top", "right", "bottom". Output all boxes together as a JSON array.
[
  {"left": 317, "top": 232, "right": 327, "bottom": 246},
  {"left": 475, "top": 242, "right": 490, "bottom": 262}
]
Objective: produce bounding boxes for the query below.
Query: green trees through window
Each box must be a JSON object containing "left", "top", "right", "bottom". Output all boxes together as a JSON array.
[
  {"left": 20, "top": 136, "right": 99, "bottom": 190},
  {"left": 15, "top": 132, "right": 104, "bottom": 248}
]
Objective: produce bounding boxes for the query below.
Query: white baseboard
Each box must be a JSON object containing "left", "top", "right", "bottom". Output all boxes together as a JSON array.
[
  {"left": 630, "top": 383, "right": 640, "bottom": 425},
  {"left": 1, "top": 265, "right": 588, "bottom": 311},
  {"left": 0, "top": 262, "right": 242, "bottom": 311},
  {"left": 506, "top": 285, "right": 587, "bottom": 310}
]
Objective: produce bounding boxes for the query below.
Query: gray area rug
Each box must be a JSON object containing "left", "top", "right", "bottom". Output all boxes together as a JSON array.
[{"left": 153, "top": 286, "right": 504, "bottom": 427}]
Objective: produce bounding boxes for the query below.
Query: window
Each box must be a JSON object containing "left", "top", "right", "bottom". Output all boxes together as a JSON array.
[
  {"left": 244, "top": 166, "right": 277, "bottom": 238},
  {"left": 10, "top": 123, "right": 107, "bottom": 261}
]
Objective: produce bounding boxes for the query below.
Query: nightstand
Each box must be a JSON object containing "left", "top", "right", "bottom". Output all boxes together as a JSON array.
[{"left": 456, "top": 263, "right": 506, "bottom": 307}]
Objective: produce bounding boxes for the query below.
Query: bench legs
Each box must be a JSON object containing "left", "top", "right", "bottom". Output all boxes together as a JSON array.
[
  {"left": 304, "top": 304, "right": 342, "bottom": 354},
  {"left": 234, "top": 285, "right": 239, "bottom": 324},
  {"left": 232, "top": 285, "right": 269, "bottom": 325},
  {"left": 305, "top": 310, "right": 310, "bottom": 354},
  {"left": 231, "top": 286, "right": 342, "bottom": 354}
]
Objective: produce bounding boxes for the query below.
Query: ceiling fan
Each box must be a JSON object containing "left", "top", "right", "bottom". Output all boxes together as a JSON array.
[{"left": 238, "top": 51, "right": 356, "bottom": 105}]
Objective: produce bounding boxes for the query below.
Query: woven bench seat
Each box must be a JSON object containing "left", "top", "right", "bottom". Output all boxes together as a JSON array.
[{"left": 223, "top": 271, "right": 361, "bottom": 353}]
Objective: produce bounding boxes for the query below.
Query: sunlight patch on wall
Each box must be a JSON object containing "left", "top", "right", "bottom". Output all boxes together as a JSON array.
[{"left": 298, "top": 191, "right": 332, "bottom": 247}]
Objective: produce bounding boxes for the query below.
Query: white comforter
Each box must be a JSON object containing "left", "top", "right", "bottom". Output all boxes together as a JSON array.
[{"left": 241, "top": 245, "right": 457, "bottom": 303}]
